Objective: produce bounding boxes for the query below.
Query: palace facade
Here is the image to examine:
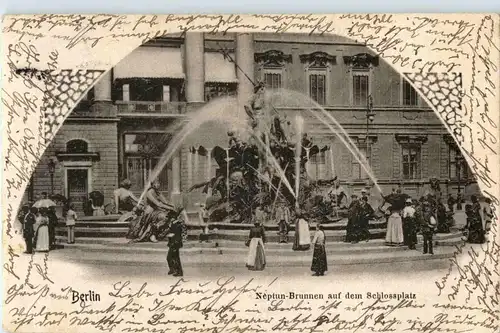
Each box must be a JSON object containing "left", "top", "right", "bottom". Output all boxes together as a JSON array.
[{"left": 26, "top": 32, "right": 476, "bottom": 213}]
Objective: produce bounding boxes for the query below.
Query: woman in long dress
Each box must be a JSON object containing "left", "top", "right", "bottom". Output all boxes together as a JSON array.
[
  {"left": 34, "top": 207, "right": 50, "bottom": 252},
  {"left": 402, "top": 199, "right": 418, "bottom": 249},
  {"left": 246, "top": 221, "right": 266, "bottom": 271},
  {"left": 311, "top": 224, "right": 327, "bottom": 276},
  {"left": 358, "top": 197, "right": 374, "bottom": 242},
  {"left": 385, "top": 205, "right": 404, "bottom": 246},
  {"left": 293, "top": 210, "right": 311, "bottom": 251},
  {"left": 128, "top": 180, "right": 175, "bottom": 242},
  {"left": 345, "top": 195, "right": 361, "bottom": 243}
]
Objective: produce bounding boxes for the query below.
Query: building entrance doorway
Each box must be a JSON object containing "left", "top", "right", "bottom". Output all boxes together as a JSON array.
[{"left": 67, "top": 169, "right": 89, "bottom": 214}]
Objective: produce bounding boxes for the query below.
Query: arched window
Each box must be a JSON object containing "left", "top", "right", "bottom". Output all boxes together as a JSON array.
[{"left": 66, "top": 139, "right": 88, "bottom": 154}]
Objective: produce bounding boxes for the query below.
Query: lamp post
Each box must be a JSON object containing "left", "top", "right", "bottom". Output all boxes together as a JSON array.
[
  {"left": 366, "top": 95, "right": 376, "bottom": 173},
  {"left": 48, "top": 159, "right": 56, "bottom": 195},
  {"left": 28, "top": 176, "right": 34, "bottom": 203},
  {"left": 455, "top": 155, "right": 463, "bottom": 210}
]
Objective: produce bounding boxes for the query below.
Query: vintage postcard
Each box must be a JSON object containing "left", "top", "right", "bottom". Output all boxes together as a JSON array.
[{"left": 2, "top": 13, "right": 499, "bottom": 333}]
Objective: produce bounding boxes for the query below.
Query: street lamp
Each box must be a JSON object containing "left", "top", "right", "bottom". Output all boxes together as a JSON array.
[
  {"left": 367, "top": 95, "right": 375, "bottom": 123},
  {"left": 366, "top": 95, "right": 376, "bottom": 172},
  {"left": 28, "top": 176, "right": 34, "bottom": 203},
  {"left": 455, "top": 155, "right": 463, "bottom": 210},
  {"left": 48, "top": 158, "right": 56, "bottom": 195}
]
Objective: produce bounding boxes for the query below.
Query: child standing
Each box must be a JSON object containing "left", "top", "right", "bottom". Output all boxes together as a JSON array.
[
  {"left": 66, "top": 205, "right": 77, "bottom": 244},
  {"left": 420, "top": 202, "right": 437, "bottom": 255}
]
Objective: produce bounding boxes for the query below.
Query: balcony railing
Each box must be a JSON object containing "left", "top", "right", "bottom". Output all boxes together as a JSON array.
[{"left": 116, "top": 101, "right": 187, "bottom": 115}]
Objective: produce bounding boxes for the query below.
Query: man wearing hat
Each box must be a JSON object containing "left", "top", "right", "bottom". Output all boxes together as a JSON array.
[{"left": 402, "top": 198, "right": 417, "bottom": 249}]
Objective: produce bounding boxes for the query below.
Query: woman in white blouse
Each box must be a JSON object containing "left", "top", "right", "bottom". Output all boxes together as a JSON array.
[{"left": 311, "top": 224, "right": 327, "bottom": 276}]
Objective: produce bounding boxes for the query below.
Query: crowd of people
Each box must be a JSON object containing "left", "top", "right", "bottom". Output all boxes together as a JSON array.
[
  {"left": 18, "top": 177, "right": 493, "bottom": 279},
  {"left": 243, "top": 189, "right": 492, "bottom": 276},
  {"left": 244, "top": 207, "right": 328, "bottom": 276}
]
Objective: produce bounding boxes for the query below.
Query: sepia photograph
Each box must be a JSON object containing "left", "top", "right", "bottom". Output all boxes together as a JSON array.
[
  {"left": 17, "top": 32, "right": 485, "bottom": 277},
  {"left": 2, "top": 14, "right": 498, "bottom": 333}
]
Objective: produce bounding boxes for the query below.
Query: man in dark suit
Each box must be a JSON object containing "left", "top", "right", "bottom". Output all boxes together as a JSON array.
[
  {"left": 23, "top": 206, "right": 37, "bottom": 254},
  {"left": 48, "top": 206, "right": 58, "bottom": 249},
  {"left": 167, "top": 218, "right": 184, "bottom": 277}
]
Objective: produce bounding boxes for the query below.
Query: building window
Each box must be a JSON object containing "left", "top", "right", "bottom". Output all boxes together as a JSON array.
[
  {"left": 352, "top": 71, "right": 370, "bottom": 106},
  {"left": 263, "top": 68, "right": 283, "bottom": 90},
  {"left": 449, "top": 146, "right": 469, "bottom": 180},
  {"left": 351, "top": 145, "right": 371, "bottom": 180},
  {"left": 204, "top": 83, "right": 238, "bottom": 102},
  {"left": 124, "top": 133, "right": 171, "bottom": 192},
  {"left": 309, "top": 151, "right": 327, "bottom": 180},
  {"left": 255, "top": 50, "right": 292, "bottom": 91},
  {"left": 66, "top": 139, "right": 88, "bottom": 153},
  {"left": 402, "top": 79, "right": 418, "bottom": 106},
  {"left": 308, "top": 70, "right": 326, "bottom": 105},
  {"left": 401, "top": 144, "right": 421, "bottom": 179},
  {"left": 300, "top": 52, "right": 336, "bottom": 106}
]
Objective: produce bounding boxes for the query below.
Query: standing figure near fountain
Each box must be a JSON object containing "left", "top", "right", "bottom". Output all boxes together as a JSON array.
[
  {"left": 384, "top": 205, "right": 404, "bottom": 247},
  {"left": 114, "top": 179, "right": 140, "bottom": 214},
  {"left": 311, "top": 224, "right": 327, "bottom": 276},
  {"left": 293, "top": 209, "right": 311, "bottom": 251},
  {"left": 358, "top": 196, "right": 374, "bottom": 242},
  {"left": 246, "top": 213, "right": 267, "bottom": 271},
  {"left": 166, "top": 217, "right": 184, "bottom": 277},
  {"left": 129, "top": 179, "right": 175, "bottom": 243},
  {"left": 34, "top": 207, "right": 50, "bottom": 252},
  {"left": 345, "top": 195, "right": 362, "bottom": 243},
  {"left": 402, "top": 198, "right": 418, "bottom": 249},
  {"left": 276, "top": 203, "right": 291, "bottom": 243}
]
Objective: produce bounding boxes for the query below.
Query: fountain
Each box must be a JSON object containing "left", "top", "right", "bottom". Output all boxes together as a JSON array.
[
  {"left": 126, "top": 85, "right": 383, "bottom": 228},
  {"left": 185, "top": 87, "right": 380, "bottom": 224}
]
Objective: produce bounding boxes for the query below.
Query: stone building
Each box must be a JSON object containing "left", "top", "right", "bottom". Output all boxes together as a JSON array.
[{"left": 26, "top": 32, "right": 475, "bottom": 213}]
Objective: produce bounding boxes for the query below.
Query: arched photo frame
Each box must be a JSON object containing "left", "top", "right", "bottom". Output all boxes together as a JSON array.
[{"left": 2, "top": 14, "right": 499, "bottom": 333}]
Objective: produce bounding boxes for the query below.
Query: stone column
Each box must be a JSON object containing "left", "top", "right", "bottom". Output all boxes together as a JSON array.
[
  {"left": 91, "top": 70, "right": 115, "bottom": 116},
  {"left": 94, "top": 70, "right": 112, "bottom": 101},
  {"left": 235, "top": 33, "right": 255, "bottom": 107},
  {"left": 185, "top": 32, "right": 205, "bottom": 103}
]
